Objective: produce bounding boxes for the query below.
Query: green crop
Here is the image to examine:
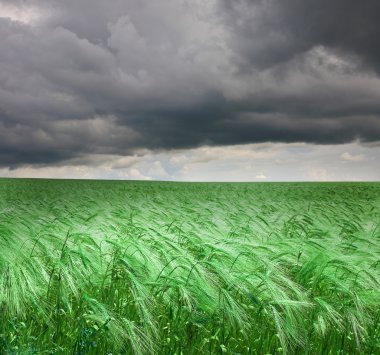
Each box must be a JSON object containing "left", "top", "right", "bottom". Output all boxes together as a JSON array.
[{"left": 0, "top": 179, "right": 379, "bottom": 354}]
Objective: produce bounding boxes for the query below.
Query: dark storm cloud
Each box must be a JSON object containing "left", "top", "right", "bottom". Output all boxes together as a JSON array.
[
  {"left": 219, "top": 0, "right": 380, "bottom": 73},
  {"left": 0, "top": 0, "right": 379, "bottom": 167}
]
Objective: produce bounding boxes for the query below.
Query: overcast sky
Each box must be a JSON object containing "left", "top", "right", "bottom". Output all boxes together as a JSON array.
[{"left": 0, "top": 0, "right": 379, "bottom": 181}]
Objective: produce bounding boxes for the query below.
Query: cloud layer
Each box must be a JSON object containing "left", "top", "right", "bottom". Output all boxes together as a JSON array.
[
  {"left": 1, "top": 142, "right": 379, "bottom": 182},
  {"left": 0, "top": 0, "right": 379, "bottom": 169}
]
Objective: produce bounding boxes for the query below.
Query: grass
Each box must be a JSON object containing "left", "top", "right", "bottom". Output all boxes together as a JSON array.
[{"left": 0, "top": 178, "right": 379, "bottom": 354}]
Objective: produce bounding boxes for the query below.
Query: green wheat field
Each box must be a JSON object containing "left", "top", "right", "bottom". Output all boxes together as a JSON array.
[{"left": 0, "top": 178, "right": 379, "bottom": 354}]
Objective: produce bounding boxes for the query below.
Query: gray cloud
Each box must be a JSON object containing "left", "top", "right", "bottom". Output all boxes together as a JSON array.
[
  {"left": 0, "top": 0, "right": 379, "bottom": 168},
  {"left": 1, "top": 142, "right": 379, "bottom": 181},
  {"left": 219, "top": 0, "right": 380, "bottom": 73}
]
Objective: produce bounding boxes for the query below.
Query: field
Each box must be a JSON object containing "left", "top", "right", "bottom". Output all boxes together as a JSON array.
[{"left": 0, "top": 179, "right": 379, "bottom": 354}]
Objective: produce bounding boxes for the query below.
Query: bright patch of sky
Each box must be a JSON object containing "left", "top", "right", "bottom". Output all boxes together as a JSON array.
[{"left": 1, "top": 141, "right": 378, "bottom": 181}]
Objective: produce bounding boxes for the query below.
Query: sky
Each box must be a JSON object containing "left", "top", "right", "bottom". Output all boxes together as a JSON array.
[{"left": 0, "top": 0, "right": 379, "bottom": 181}]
